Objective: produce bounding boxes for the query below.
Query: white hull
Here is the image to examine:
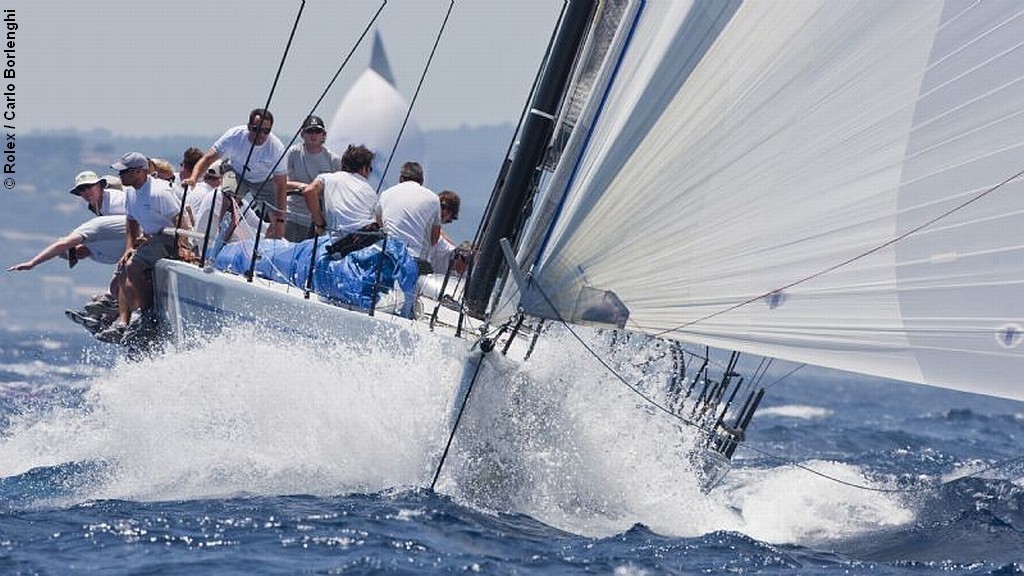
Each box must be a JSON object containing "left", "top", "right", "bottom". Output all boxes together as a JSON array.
[
  {"left": 154, "top": 260, "right": 464, "bottom": 348},
  {"left": 153, "top": 260, "right": 486, "bottom": 433}
]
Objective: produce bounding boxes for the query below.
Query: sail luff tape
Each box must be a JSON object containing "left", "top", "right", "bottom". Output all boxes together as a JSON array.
[{"left": 529, "top": 108, "right": 556, "bottom": 121}]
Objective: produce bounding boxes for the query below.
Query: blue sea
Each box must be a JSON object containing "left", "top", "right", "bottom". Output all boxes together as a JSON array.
[{"left": 0, "top": 326, "right": 1021, "bottom": 575}]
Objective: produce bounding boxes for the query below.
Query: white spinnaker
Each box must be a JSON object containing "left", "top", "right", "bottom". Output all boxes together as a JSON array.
[
  {"left": 519, "top": 1, "right": 1024, "bottom": 399},
  {"left": 326, "top": 66, "right": 425, "bottom": 188}
]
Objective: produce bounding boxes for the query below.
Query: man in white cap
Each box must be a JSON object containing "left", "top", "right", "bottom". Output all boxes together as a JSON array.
[
  {"left": 10, "top": 169, "right": 128, "bottom": 270},
  {"left": 185, "top": 108, "right": 288, "bottom": 239},
  {"left": 6, "top": 213, "right": 128, "bottom": 332},
  {"left": 285, "top": 114, "right": 342, "bottom": 241},
  {"left": 5, "top": 173, "right": 130, "bottom": 331},
  {"left": 69, "top": 170, "right": 126, "bottom": 216},
  {"left": 95, "top": 151, "right": 186, "bottom": 344}
]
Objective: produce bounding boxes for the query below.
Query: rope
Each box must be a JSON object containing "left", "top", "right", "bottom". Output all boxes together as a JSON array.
[
  {"left": 237, "top": 1, "right": 388, "bottom": 227},
  {"left": 376, "top": 0, "right": 455, "bottom": 192},
  {"left": 258, "top": 1, "right": 388, "bottom": 203},
  {"left": 238, "top": 1, "right": 306, "bottom": 192},
  {"left": 430, "top": 337, "right": 493, "bottom": 490},
  {"left": 527, "top": 281, "right": 719, "bottom": 434},
  {"left": 762, "top": 363, "right": 805, "bottom": 390},
  {"left": 523, "top": 274, "right": 1024, "bottom": 494}
]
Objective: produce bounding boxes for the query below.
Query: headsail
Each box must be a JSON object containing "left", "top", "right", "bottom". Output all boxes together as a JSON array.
[{"left": 501, "top": 1, "right": 1024, "bottom": 400}]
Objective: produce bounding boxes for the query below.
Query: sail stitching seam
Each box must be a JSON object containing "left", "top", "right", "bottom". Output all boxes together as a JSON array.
[{"left": 652, "top": 167, "right": 1024, "bottom": 337}]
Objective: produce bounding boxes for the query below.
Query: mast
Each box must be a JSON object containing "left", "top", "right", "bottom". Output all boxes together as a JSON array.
[{"left": 464, "top": 0, "right": 596, "bottom": 318}]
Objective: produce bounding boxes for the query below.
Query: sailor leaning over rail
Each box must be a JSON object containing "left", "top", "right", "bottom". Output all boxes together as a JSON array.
[{"left": 5, "top": 172, "right": 127, "bottom": 277}]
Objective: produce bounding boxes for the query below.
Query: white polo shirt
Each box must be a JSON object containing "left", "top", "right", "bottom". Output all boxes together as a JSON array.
[
  {"left": 73, "top": 215, "right": 127, "bottom": 264},
  {"left": 376, "top": 180, "right": 440, "bottom": 259},
  {"left": 318, "top": 171, "right": 378, "bottom": 239},
  {"left": 213, "top": 125, "right": 288, "bottom": 183},
  {"left": 100, "top": 188, "right": 127, "bottom": 215},
  {"left": 125, "top": 176, "right": 181, "bottom": 236}
]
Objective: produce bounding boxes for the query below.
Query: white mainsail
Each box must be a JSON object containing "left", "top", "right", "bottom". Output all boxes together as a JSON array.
[{"left": 510, "top": 1, "right": 1024, "bottom": 400}]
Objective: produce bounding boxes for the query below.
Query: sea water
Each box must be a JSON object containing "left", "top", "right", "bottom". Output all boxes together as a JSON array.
[{"left": 0, "top": 327, "right": 1021, "bottom": 574}]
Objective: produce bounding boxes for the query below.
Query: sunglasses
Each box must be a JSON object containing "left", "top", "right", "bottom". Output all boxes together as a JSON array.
[
  {"left": 249, "top": 125, "right": 272, "bottom": 135},
  {"left": 304, "top": 128, "right": 325, "bottom": 135}
]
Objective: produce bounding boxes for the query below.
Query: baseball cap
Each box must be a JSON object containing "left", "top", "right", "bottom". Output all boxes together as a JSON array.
[
  {"left": 301, "top": 115, "right": 326, "bottom": 132},
  {"left": 110, "top": 151, "right": 149, "bottom": 171},
  {"left": 205, "top": 160, "right": 224, "bottom": 179}
]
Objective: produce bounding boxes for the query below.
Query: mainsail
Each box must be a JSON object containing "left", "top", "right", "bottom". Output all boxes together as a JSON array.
[{"left": 499, "top": 1, "right": 1024, "bottom": 400}]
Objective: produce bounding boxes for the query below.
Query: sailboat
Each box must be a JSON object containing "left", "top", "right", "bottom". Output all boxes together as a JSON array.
[
  {"left": 154, "top": 0, "right": 1023, "bottom": 491},
  {"left": 470, "top": 0, "right": 1023, "bottom": 394}
]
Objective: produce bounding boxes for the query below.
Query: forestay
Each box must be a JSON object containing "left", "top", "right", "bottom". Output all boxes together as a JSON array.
[{"left": 510, "top": 1, "right": 1024, "bottom": 400}]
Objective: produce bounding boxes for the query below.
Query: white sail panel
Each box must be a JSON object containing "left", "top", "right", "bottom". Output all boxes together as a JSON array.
[
  {"left": 522, "top": 1, "right": 1024, "bottom": 399},
  {"left": 326, "top": 68, "right": 425, "bottom": 187}
]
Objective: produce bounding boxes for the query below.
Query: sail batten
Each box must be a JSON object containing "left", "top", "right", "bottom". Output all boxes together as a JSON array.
[{"left": 509, "top": 0, "right": 1023, "bottom": 400}]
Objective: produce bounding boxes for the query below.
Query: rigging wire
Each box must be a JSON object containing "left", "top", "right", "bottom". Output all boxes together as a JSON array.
[
  {"left": 522, "top": 276, "right": 1024, "bottom": 494},
  {"left": 237, "top": 0, "right": 307, "bottom": 205},
  {"left": 651, "top": 166, "right": 1024, "bottom": 338},
  {"left": 263, "top": 1, "right": 388, "bottom": 189},
  {"left": 761, "top": 363, "right": 805, "bottom": 390},
  {"left": 375, "top": 0, "right": 455, "bottom": 192},
  {"left": 527, "top": 280, "right": 722, "bottom": 434},
  {"left": 237, "top": 1, "right": 387, "bottom": 225}
]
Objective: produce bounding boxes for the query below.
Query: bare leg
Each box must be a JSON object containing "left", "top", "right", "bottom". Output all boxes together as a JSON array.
[{"left": 119, "top": 258, "right": 147, "bottom": 324}]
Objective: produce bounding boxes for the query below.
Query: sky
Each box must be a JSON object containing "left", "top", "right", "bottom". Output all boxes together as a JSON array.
[{"left": 9, "top": 0, "right": 563, "bottom": 137}]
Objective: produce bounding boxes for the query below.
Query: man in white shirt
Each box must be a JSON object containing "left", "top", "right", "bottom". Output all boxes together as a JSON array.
[
  {"left": 185, "top": 108, "right": 289, "bottom": 239},
  {"left": 426, "top": 190, "right": 468, "bottom": 276},
  {"left": 22, "top": 171, "right": 126, "bottom": 279},
  {"left": 303, "top": 145, "right": 379, "bottom": 256},
  {"left": 69, "top": 171, "right": 127, "bottom": 216},
  {"left": 6, "top": 215, "right": 126, "bottom": 272},
  {"left": 97, "top": 152, "right": 185, "bottom": 343},
  {"left": 6, "top": 214, "right": 129, "bottom": 333},
  {"left": 187, "top": 160, "right": 231, "bottom": 243},
  {"left": 376, "top": 162, "right": 440, "bottom": 267}
]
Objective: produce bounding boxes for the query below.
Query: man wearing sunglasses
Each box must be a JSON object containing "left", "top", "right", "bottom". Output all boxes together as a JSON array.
[
  {"left": 426, "top": 190, "right": 468, "bottom": 276},
  {"left": 285, "top": 115, "right": 342, "bottom": 241},
  {"left": 186, "top": 108, "right": 289, "bottom": 239},
  {"left": 96, "top": 152, "right": 185, "bottom": 344}
]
